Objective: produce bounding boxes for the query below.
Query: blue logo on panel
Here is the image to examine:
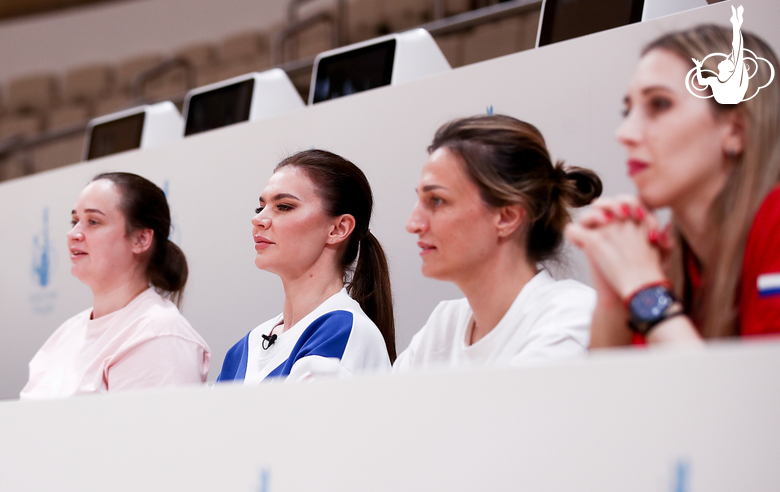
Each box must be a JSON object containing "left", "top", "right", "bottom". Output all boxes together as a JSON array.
[
  {"left": 30, "top": 207, "right": 58, "bottom": 314},
  {"left": 254, "top": 469, "right": 271, "bottom": 492},
  {"left": 671, "top": 460, "right": 689, "bottom": 492}
]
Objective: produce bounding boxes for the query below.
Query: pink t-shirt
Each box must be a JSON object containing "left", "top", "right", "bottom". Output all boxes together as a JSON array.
[{"left": 20, "top": 288, "right": 211, "bottom": 400}]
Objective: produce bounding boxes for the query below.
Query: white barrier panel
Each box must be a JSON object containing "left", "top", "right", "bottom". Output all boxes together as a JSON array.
[
  {"left": 0, "top": 0, "right": 776, "bottom": 399},
  {"left": 0, "top": 341, "right": 778, "bottom": 491}
]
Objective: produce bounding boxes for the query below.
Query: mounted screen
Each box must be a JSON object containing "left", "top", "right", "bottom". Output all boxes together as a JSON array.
[
  {"left": 86, "top": 112, "right": 145, "bottom": 160},
  {"left": 184, "top": 79, "right": 255, "bottom": 136},
  {"left": 537, "top": 0, "right": 645, "bottom": 47},
  {"left": 312, "top": 39, "right": 396, "bottom": 104}
]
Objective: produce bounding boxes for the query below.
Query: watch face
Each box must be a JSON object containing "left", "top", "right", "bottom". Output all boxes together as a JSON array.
[{"left": 630, "top": 286, "right": 674, "bottom": 322}]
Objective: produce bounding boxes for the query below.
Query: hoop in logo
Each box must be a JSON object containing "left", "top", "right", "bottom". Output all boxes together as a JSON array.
[{"left": 685, "top": 6, "right": 774, "bottom": 105}]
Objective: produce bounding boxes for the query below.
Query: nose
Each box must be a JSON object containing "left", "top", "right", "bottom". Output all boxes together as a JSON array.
[
  {"left": 615, "top": 107, "right": 642, "bottom": 149},
  {"left": 406, "top": 202, "right": 428, "bottom": 235},
  {"left": 251, "top": 210, "right": 270, "bottom": 230},
  {"left": 67, "top": 223, "right": 84, "bottom": 241}
]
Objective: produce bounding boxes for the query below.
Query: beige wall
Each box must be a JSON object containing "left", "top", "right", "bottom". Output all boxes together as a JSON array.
[{"left": 0, "top": 0, "right": 290, "bottom": 85}]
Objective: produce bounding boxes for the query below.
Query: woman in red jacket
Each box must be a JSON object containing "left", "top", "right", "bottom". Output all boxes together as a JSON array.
[{"left": 566, "top": 23, "right": 780, "bottom": 345}]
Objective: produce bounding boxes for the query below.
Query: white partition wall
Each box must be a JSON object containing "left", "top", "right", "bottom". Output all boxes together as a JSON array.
[
  {"left": 0, "top": 341, "right": 778, "bottom": 490},
  {"left": 0, "top": 0, "right": 777, "bottom": 401}
]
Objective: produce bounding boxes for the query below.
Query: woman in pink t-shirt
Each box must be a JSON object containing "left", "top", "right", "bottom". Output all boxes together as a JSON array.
[{"left": 21, "top": 173, "right": 210, "bottom": 399}]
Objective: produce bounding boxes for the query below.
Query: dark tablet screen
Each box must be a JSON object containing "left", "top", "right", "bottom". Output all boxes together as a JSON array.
[
  {"left": 87, "top": 112, "right": 145, "bottom": 160},
  {"left": 312, "top": 39, "right": 396, "bottom": 104},
  {"left": 184, "top": 78, "right": 255, "bottom": 136},
  {"left": 538, "top": 0, "right": 644, "bottom": 47}
]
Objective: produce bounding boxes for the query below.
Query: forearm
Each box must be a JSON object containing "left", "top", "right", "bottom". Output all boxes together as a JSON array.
[
  {"left": 645, "top": 315, "right": 704, "bottom": 346},
  {"left": 589, "top": 302, "right": 633, "bottom": 349}
]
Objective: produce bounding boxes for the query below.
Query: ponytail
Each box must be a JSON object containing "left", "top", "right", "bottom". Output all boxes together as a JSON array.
[
  {"left": 148, "top": 238, "right": 188, "bottom": 308},
  {"left": 348, "top": 232, "right": 396, "bottom": 362}
]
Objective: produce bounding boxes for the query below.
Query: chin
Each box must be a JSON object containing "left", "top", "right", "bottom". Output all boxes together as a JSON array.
[
  {"left": 635, "top": 185, "right": 672, "bottom": 210},
  {"left": 421, "top": 262, "right": 450, "bottom": 282}
]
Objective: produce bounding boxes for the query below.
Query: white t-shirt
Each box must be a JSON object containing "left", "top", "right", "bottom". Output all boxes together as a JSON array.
[
  {"left": 393, "top": 271, "right": 595, "bottom": 371},
  {"left": 20, "top": 288, "right": 211, "bottom": 400}
]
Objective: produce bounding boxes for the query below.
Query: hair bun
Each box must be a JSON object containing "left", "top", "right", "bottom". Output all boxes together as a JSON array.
[{"left": 554, "top": 163, "right": 603, "bottom": 207}]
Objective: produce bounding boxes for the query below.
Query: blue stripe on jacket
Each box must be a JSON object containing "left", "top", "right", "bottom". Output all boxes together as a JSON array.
[
  {"left": 216, "top": 310, "right": 353, "bottom": 382},
  {"left": 216, "top": 331, "right": 250, "bottom": 382}
]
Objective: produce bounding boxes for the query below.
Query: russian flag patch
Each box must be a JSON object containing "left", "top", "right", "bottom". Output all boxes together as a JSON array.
[{"left": 757, "top": 273, "right": 780, "bottom": 297}]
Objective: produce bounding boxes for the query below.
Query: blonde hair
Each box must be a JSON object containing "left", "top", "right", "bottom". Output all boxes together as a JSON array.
[{"left": 644, "top": 25, "right": 780, "bottom": 337}]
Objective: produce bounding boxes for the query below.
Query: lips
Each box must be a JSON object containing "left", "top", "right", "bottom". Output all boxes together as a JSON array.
[
  {"left": 254, "top": 235, "right": 275, "bottom": 250},
  {"left": 627, "top": 159, "right": 649, "bottom": 177},
  {"left": 70, "top": 248, "right": 87, "bottom": 259},
  {"left": 417, "top": 241, "right": 436, "bottom": 256}
]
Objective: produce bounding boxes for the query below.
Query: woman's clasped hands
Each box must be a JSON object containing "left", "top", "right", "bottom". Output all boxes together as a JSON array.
[{"left": 566, "top": 195, "right": 701, "bottom": 347}]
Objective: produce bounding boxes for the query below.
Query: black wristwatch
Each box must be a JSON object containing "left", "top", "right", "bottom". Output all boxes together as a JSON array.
[{"left": 627, "top": 285, "right": 683, "bottom": 335}]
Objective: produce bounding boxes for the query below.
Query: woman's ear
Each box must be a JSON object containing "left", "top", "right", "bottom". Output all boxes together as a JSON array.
[
  {"left": 327, "top": 214, "right": 356, "bottom": 245},
  {"left": 131, "top": 228, "right": 155, "bottom": 255},
  {"left": 721, "top": 109, "right": 745, "bottom": 157},
  {"left": 496, "top": 204, "right": 526, "bottom": 238}
]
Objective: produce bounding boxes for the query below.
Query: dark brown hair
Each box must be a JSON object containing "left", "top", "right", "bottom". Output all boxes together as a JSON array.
[
  {"left": 275, "top": 150, "right": 396, "bottom": 362},
  {"left": 92, "top": 172, "right": 188, "bottom": 307},
  {"left": 644, "top": 25, "right": 780, "bottom": 337},
  {"left": 430, "top": 115, "right": 602, "bottom": 264}
]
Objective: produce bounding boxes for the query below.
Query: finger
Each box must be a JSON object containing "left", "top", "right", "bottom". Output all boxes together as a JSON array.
[
  {"left": 575, "top": 208, "right": 614, "bottom": 228},
  {"left": 564, "top": 222, "right": 592, "bottom": 249},
  {"left": 592, "top": 195, "right": 645, "bottom": 222}
]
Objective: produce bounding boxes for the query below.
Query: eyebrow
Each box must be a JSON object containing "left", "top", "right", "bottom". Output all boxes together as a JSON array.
[
  {"left": 72, "top": 208, "right": 105, "bottom": 215},
  {"left": 258, "top": 193, "right": 301, "bottom": 203},
  {"left": 420, "top": 184, "right": 446, "bottom": 193},
  {"left": 623, "top": 85, "right": 676, "bottom": 105},
  {"left": 642, "top": 85, "right": 674, "bottom": 95}
]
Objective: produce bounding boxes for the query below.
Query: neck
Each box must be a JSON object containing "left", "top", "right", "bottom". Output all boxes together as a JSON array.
[
  {"left": 455, "top": 243, "right": 538, "bottom": 345},
  {"left": 280, "top": 257, "right": 344, "bottom": 332},
  {"left": 91, "top": 272, "right": 149, "bottom": 319},
  {"left": 671, "top": 190, "right": 722, "bottom": 270}
]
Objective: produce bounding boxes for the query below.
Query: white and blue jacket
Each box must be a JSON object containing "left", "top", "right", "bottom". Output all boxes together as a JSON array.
[{"left": 217, "top": 289, "right": 390, "bottom": 383}]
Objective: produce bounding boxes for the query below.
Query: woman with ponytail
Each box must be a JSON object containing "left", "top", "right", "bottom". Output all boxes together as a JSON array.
[
  {"left": 21, "top": 172, "right": 210, "bottom": 399},
  {"left": 216, "top": 149, "right": 395, "bottom": 383},
  {"left": 395, "top": 115, "right": 601, "bottom": 370}
]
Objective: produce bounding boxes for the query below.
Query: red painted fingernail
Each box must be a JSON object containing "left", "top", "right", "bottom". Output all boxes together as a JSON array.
[
  {"left": 620, "top": 204, "right": 631, "bottom": 218},
  {"left": 634, "top": 207, "right": 645, "bottom": 220},
  {"left": 658, "top": 229, "right": 670, "bottom": 246},
  {"left": 648, "top": 229, "right": 659, "bottom": 243},
  {"left": 603, "top": 210, "right": 613, "bottom": 222}
]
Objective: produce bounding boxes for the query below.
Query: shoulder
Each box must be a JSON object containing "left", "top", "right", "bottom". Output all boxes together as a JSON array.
[
  {"left": 123, "top": 290, "right": 207, "bottom": 346},
  {"left": 427, "top": 297, "right": 472, "bottom": 323},
  {"left": 38, "top": 307, "right": 92, "bottom": 348},
  {"left": 739, "top": 184, "right": 780, "bottom": 336},
  {"left": 400, "top": 298, "right": 471, "bottom": 351},
  {"left": 743, "top": 184, "right": 780, "bottom": 273},
  {"left": 525, "top": 272, "right": 597, "bottom": 312},
  {"left": 508, "top": 273, "right": 595, "bottom": 344},
  {"left": 748, "top": 184, "right": 780, "bottom": 237},
  {"left": 304, "top": 290, "right": 382, "bottom": 339}
]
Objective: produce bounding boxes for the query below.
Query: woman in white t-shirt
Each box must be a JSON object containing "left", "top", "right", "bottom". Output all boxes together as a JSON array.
[
  {"left": 395, "top": 115, "right": 601, "bottom": 371},
  {"left": 21, "top": 173, "right": 210, "bottom": 399}
]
